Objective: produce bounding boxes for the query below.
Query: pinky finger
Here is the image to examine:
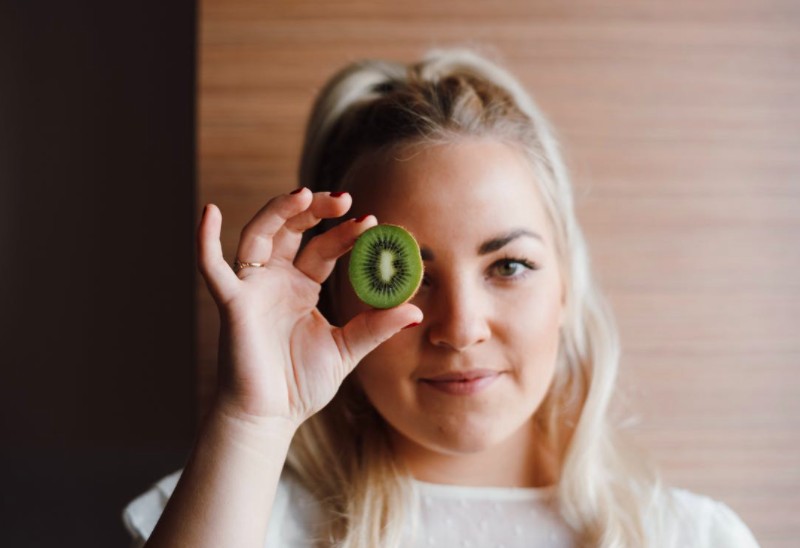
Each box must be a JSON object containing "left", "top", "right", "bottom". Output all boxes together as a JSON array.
[{"left": 197, "top": 204, "right": 239, "bottom": 304}]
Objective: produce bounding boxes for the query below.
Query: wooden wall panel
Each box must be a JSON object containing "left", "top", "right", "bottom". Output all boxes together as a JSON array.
[{"left": 199, "top": 2, "right": 800, "bottom": 544}]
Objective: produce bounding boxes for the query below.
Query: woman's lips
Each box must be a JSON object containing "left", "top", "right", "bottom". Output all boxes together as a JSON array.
[{"left": 419, "top": 370, "right": 502, "bottom": 396}]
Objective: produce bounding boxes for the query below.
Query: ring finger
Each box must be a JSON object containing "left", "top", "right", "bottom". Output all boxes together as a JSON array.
[
  {"left": 271, "top": 191, "right": 352, "bottom": 263},
  {"left": 235, "top": 188, "right": 313, "bottom": 267}
]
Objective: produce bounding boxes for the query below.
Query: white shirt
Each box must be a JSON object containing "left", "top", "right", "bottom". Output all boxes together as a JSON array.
[{"left": 122, "top": 469, "right": 760, "bottom": 547}]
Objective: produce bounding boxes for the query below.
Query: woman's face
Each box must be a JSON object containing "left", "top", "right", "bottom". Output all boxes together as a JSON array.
[{"left": 337, "top": 138, "right": 564, "bottom": 466}]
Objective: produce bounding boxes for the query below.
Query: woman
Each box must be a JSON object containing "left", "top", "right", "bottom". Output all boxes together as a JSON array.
[{"left": 123, "top": 48, "right": 759, "bottom": 547}]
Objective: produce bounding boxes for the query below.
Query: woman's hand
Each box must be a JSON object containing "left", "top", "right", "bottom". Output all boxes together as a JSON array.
[{"left": 196, "top": 188, "right": 422, "bottom": 427}]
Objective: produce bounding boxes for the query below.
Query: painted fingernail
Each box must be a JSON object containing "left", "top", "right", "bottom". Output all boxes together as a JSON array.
[
  {"left": 330, "top": 191, "right": 346, "bottom": 198},
  {"left": 355, "top": 214, "right": 370, "bottom": 223},
  {"left": 403, "top": 322, "right": 421, "bottom": 330},
  {"left": 291, "top": 188, "right": 304, "bottom": 195}
]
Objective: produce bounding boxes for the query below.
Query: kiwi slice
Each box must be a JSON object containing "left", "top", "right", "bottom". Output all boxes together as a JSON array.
[{"left": 348, "top": 224, "right": 423, "bottom": 309}]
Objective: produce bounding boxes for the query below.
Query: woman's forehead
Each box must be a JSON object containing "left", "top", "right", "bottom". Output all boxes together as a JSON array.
[{"left": 346, "top": 139, "right": 553, "bottom": 247}]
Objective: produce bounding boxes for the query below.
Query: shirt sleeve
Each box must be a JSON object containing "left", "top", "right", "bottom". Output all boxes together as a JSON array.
[
  {"left": 705, "top": 498, "right": 760, "bottom": 548},
  {"left": 121, "top": 469, "right": 182, "bottom": 543},
  {"left": 120, "top": 468, "right": 320, "bottom": 547},
  {"left": 670, "top": 489, "right": 760, "bottom": 548}
]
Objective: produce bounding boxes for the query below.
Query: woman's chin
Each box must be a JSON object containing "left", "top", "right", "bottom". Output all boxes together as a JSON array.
[{"left": 412, "top": 420, "right": 518, "bottom": 456}]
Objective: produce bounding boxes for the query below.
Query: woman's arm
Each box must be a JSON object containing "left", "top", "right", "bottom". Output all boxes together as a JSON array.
[
  {"left": 141, "top": 192, "right": 420, "bottom": 547},
  {"left": 144, "top": 402, "right": 295, "bottom": 547}
]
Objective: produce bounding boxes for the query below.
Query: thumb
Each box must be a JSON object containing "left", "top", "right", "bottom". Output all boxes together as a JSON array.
[{"left": 335, "top": 304, "right": 423, "bottom": 372}]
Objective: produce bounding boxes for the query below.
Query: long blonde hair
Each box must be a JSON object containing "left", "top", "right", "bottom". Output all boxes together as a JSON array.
[{"left": 288, "top": 47, "right": 674, "bottom": 547}]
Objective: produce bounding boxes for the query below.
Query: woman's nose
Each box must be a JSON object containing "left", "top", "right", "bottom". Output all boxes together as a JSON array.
[{"left": 426, "top": 278, "right": 491, "bottom": 351}]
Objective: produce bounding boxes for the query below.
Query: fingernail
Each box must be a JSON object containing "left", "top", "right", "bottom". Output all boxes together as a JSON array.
[
  {"left": 355, "top": 214, "right": 370, "bottom": 223},
  {"left": 330, "top": 191, "right": 346, "bottom": 198},
  {"left": 291, "top": 188, "right": 304, "bottom": 195},
  {"left": 403, "top": 322, "right": 421, "bottom": 330}
]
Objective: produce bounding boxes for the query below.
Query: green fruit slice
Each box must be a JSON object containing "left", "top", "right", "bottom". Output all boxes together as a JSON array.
[{"left": 348, "top": 224, "right": 423, "bottom": 309}]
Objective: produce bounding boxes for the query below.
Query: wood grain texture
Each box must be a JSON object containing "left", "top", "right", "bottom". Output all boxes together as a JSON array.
[{"left": 198, "top": 1, "right": 800, "bottom": 544}]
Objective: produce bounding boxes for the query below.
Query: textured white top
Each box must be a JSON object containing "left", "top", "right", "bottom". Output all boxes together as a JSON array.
[
  {"left": 409, "top": 480, "right": 574, "bottom": 548},
  {"left": 122, "top": 469, "right": 760, "bottom": 547}
]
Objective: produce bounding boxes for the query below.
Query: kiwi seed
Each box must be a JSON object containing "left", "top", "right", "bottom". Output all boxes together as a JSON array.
[{"left": 348, "top": 224, "right": 423, "bottom": 309}]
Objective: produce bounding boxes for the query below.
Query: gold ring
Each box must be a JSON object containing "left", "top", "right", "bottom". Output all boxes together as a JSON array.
[{"left": 233, "top": 259, "right": 266, "bottom": 273}]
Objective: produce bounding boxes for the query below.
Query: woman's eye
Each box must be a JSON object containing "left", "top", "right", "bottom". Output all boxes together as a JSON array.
[{"left": 491, "top": 259, "right": 536, "bottom": 278}]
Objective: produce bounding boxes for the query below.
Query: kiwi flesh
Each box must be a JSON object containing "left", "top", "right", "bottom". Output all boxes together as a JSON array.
[{"left": 348, "top": 224, "right": 423, "bottom": 309}]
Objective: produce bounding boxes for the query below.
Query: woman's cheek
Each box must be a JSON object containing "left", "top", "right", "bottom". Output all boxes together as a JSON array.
[{"left": 510, "top": 286, "right": 563, "bottom": 352}]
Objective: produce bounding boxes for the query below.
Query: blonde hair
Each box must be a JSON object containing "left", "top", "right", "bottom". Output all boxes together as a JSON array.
[{"left": 288, "top": 47, "right": 675, "bottom": 547}]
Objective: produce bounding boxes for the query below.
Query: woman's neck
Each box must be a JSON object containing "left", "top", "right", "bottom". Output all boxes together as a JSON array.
[{"left": 388, "top": 419, "right": 558, "bottom": 488}]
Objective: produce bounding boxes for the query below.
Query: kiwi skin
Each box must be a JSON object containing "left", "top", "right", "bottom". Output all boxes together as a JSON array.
[{"left": 348, "top": 224, "right": 424, "bottom": 309}]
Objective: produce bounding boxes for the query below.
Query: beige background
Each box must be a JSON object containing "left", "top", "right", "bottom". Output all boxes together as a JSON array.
[{"left": 198, "top": 1, "right": 800, "bottom": 544}]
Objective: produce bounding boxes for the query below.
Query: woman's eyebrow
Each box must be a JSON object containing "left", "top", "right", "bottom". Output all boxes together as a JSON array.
[
  {"left": 478, "top": 229, "right": 543, "bottom": 255},
  {"left": 419, "top": 229, "right": 542, "bottom": 261}
]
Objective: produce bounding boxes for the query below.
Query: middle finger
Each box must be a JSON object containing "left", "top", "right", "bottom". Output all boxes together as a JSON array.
[{"left": 271, "top": 191, "right": 352, "bottom": 263}]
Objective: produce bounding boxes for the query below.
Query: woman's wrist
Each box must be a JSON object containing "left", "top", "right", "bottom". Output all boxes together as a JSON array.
[
  {"left": 145, "top": 394, "right": 297, "bottom": 548},
  {"left": 208, "top": 394, "right": 300, "bottom": 453}
]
